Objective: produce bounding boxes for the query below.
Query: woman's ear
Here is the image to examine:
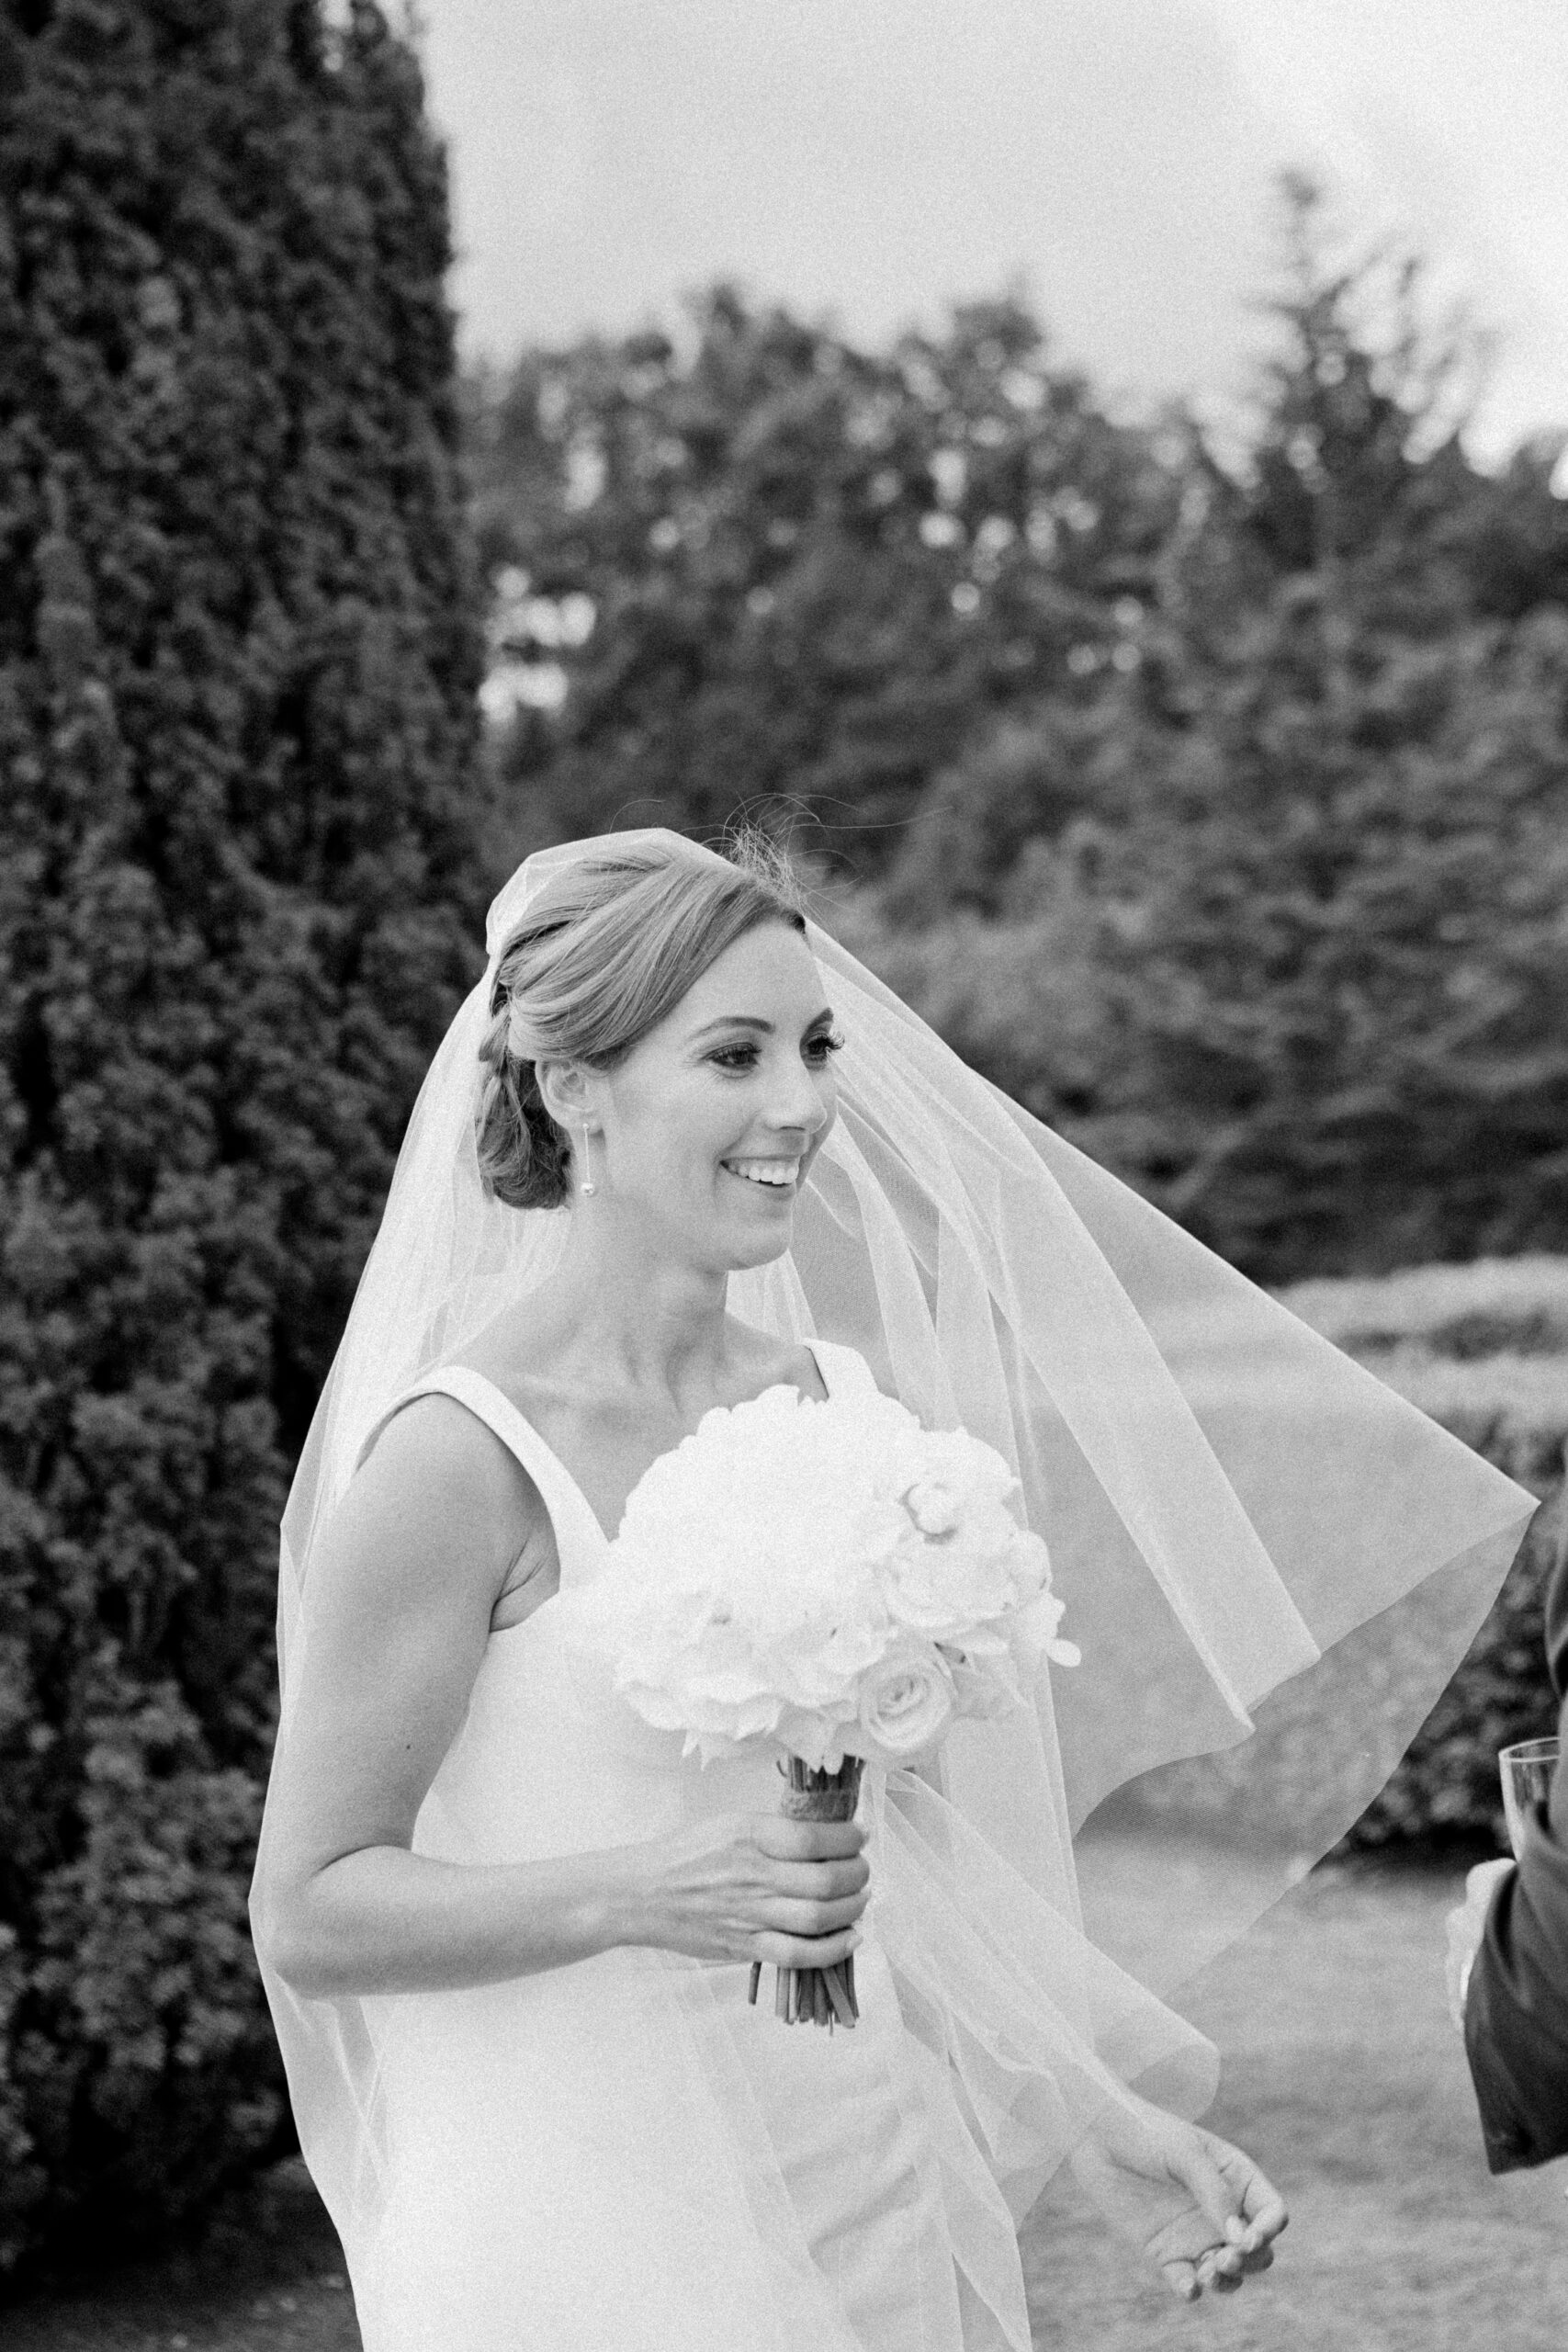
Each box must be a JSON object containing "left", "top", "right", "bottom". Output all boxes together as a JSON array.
[{"left": 535, "top": 1059, "right": 595, "bottom": 1133}]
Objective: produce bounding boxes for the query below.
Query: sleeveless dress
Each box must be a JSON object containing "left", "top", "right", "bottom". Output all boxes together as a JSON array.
[
  {"left": 338, "top": 1343, "right": 1215, "bottom": 2352},
  {"left": 349, "top": 1342, "right": 971, "bottom": 2352}
]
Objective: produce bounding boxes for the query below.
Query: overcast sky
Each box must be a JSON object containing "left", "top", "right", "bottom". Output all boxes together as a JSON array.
[{"left": 411, "top": 0, "right": 1568, "bottom": 470}]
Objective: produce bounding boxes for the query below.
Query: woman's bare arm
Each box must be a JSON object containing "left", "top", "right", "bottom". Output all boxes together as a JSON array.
[
  {"left": 251, "top": 1396, "right": 624, "bottom": 1996},
  {"left": 251, "top": 1397, "right": 868, "bottom": 1999}
]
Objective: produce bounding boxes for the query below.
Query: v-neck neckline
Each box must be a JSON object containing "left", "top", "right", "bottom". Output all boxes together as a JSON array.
[{"left": 455, "top": 1344, "right": 835, "bottom": 1551}]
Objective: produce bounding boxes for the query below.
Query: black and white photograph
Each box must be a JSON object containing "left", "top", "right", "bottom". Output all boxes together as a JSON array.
[{"left": 3, "top": 4, "right": 1567, "bottom": 2346}]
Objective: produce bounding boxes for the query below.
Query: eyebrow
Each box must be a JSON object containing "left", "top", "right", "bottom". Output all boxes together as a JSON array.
[{"left": 688, "top": 1009, "right": 836, "bottom": 1041}]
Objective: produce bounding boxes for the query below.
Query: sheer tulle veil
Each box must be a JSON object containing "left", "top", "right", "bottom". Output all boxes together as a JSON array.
[{"left": 257, "top": 826, "right": 1532, "bottom": 2244}]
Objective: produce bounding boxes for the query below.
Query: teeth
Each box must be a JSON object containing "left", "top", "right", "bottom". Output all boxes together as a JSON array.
[{"left": 726, "top": 1158, "right": 800, "bottom": 1188}]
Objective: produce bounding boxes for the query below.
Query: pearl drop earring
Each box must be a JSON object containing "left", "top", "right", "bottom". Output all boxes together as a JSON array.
[{"left": 579, "top": 1121, "right": 597, "bottom": 1197}]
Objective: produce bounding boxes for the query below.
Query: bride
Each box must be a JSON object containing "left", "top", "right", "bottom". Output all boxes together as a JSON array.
[{"left": 252, "top": 830, "right": 1531, "bottom": 2350}]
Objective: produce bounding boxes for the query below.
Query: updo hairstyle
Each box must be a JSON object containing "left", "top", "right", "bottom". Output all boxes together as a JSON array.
[{"left": 475, "top": 836, "right": 807, "bottom": 1210}]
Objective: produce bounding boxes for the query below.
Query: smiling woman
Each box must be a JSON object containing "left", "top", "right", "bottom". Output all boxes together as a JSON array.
[
  {"left": 473, "top": 838, "right": 818, "bottom": 1214},
  {"left": 249, "top": 827, "right": 1529, "bottom": 2352},
  {"left": 703, "top": 1009, "right": 842, "bottom": 1194},
  {"left": 525, "top": 917, "right": 843, "bottom": 1280}
]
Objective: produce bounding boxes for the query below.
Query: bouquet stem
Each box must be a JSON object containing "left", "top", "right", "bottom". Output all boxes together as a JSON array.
[{"left": 747, "top": 1754, "right": 863, "bottom": 2030}]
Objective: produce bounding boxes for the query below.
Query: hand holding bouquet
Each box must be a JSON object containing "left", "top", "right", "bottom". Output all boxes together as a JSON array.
[{"left": 582, "top": 1381, "right": 1077, "bottom": 2029}]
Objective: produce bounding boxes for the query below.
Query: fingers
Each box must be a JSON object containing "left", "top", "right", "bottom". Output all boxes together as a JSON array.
[
  {"left": 1169, "top": 2137, "right": 1287, "bottom": 2301},
  {"left": 1159, "top": 2258, "right": 1201, "bottom": 2303},
  {"left": 1235, "top": 2168, "right": 1288, "bottom": 2251},
  {"left": 749, "top": 1819, "right": 871, "bottom": 1927},
  {"left": 750, "top": 1925, "right": 863, "bottom": 1971},
  {"left": 1215, "top": 2215, "right": 1277, "bottom": 2277},
  {"left": 1160, "top": 2237, "right": 1275, "bottom": 2303},
  {"left": 760, "top": 1890, "right": 869, "bottom": 1939},
  {"left": 1199, "top": 2133, "right": 1287, "bottom": 2253},
  {"left": 765, "top": 1854, "right": 871, "bottom": 1904},
  {"left": 1158, "top": 2252, "right": 1242, "bottom": 2303},
  {"left": 757, "top": 1815, "right": 867, "bottom": 1862},
  {"left": 1201, "top": 2245, "right": 1271, "bottom": 2295},
  {"left": 1137, "top": 2127, "right": 1285, "bottom": 2304},
  {"left": 1171, "top": 2131, "right": 1239, "bottom": 2239}
]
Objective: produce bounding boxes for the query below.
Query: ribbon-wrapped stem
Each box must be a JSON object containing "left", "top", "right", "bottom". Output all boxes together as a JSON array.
[{"left": 747, "top": 1753, "right": 863, "bottom": 2030}]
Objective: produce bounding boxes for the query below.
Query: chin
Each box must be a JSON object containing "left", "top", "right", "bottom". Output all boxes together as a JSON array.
[
  {"left": 716, "top": 1218, "right": 795, "bottom": 1273},
  {"left": 733, "top": 1232, "right": 794, "bottom": 1272},
  {"left": 710, "top": 1201, "right": 800, "bottom": 1273}
]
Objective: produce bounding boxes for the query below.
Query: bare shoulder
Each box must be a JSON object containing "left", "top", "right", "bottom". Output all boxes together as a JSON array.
[
  {"left": 324, "top": 1391, "right": 544, "bottom": 1608},
  {"left": 359, "top": 1389, "right": 534, "bottom": 1507}
]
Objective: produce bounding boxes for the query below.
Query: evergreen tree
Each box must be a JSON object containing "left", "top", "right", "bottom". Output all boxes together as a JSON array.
[
  {"left": 1077, "top": 605, "right": 1568, "bottom": 1276},
  {"left": 871, "top": 184, "right": 1568, "bottom": 1279},
  {"left": 464, "top": 288, "right": 1176, "bottom": 870},
  {"left": 0, "top": 0, "right": 482, "bottom": 2267}
]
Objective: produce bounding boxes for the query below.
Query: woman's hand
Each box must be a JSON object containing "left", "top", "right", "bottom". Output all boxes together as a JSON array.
[
  {"left": 629, "top": 1812, "right": 870, "bottom": 1973},
  {"left": 1069, "top": 2092, "right": 1287, "bottom": 2303}
]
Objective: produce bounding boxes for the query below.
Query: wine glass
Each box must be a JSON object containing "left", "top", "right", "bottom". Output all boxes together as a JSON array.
[{"left": 1500, "top": 1737, "right": 1561, "bottom": 1861}]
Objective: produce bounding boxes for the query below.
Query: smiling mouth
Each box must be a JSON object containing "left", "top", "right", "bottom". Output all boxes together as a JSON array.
[{"left": 721, "top": 1157, "right": 802, "bottom": 1191}]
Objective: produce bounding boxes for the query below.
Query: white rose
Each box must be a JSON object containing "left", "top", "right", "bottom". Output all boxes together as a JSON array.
[
  {"left": 854, "top": 1645, "right": 955, "bottom": 1763},
  {"left": 903, "top": 1476, "right": 961, "bottom": 1537}
]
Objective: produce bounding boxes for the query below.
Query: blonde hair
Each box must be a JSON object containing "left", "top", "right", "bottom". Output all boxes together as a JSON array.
[{"left": 475, "top": 836, "right": 807, "bottom": 1210}]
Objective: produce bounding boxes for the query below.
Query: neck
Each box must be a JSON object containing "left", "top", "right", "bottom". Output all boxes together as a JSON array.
[{"left": 539, "top": 1205, "right": 737, "bottom": 1399}]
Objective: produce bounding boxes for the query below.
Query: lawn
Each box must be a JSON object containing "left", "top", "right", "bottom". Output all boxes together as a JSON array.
[
  {"left": 1029, "top": 1841, "right": 1568, "bottom": 2349},
  {"left": 5, "top": 1851, "right": 1567, "bottom": 2350}
]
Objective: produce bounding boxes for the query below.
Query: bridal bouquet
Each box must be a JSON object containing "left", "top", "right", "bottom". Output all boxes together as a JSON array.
[{"left": 581, "top": 1381, "right": 1078, "bottom": 2029}]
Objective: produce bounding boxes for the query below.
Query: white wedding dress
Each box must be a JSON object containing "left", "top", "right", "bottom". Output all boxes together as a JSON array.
[
  {"left": 260, "top": 828, "right": 1537, "bottom": 2351},
  {"left": 343, "top": 1341, "right": 1215, "bottom": 2352}
]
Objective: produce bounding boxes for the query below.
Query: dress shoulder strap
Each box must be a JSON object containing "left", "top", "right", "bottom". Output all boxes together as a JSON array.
[
  {"left": 807, "top": 1339, "right": 883, "bottom": 1400},
  {"left": 355, "top": 1365, "right": 607, "bottom": 1577}
]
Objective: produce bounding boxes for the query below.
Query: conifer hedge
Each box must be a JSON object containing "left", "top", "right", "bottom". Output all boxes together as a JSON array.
[{"left": 0, "top": 0, "right": 482, "bottom": 2269}]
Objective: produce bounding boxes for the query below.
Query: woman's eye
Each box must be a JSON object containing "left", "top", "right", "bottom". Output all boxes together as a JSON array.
[{"left": 707, "top": 1032, "right": 842, "bottom": 1073}]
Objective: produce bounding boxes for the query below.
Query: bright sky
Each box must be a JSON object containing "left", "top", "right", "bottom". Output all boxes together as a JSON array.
[{"left": 412, "top": 0, "right": 1568, "bottom": 469}]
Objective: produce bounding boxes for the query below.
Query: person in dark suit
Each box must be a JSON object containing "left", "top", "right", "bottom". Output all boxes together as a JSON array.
[{"left": 1446, "top": 1476, "right": 1568, "bottom": 2171}]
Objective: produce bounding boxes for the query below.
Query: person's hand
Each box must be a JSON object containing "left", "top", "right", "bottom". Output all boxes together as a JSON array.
[
  {"left": 1069, "top": 2092, "right": 1287, "bottom": 2303},
  {"left": 629, "top": 1812, "right": 870, "bottom": 1973},
  {"left": 1444, "top": 1857, "right": 1513, "bottom": 2030}
]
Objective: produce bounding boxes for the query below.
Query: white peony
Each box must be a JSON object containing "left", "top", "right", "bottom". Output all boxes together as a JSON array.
[{"left": 580, "top": 1383, "right": 1076, "bottom": 1767}]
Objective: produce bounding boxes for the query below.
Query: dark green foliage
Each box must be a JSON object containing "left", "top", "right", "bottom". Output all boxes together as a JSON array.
[
  {"left": 473, "top": 181, "right": 1568, "bottom": 1283},
  {"left": 464, "top": 287, "right": 1180, "bottom": 868},
  {"left": 0, "top": 0, "right": 482, "bottom": 2271},
  {"left": 837, "top": 195, "right": 1568, "bottom": 1282},
  {"left": 1058, "top": 610, "right": 1568, "bottom": 1279}
]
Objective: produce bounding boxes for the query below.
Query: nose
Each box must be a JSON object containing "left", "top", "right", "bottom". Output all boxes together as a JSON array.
[{"left": 763, "top": 1056, "right": 830, "bottom": 1136}]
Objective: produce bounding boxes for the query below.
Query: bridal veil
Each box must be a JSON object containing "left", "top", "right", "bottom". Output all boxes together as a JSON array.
[{"left": 256, "top": 826, "right": 1533, "bottom": 2282}]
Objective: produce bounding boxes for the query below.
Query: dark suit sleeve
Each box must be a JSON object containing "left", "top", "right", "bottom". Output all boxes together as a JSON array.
[{"left": 1463, "top": 1484, "right": 1568, "bottom": 2173}]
